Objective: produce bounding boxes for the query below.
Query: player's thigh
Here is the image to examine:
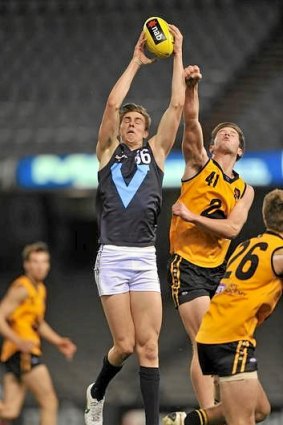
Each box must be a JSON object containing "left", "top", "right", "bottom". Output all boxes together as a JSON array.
[
  {"left": 220, "top": 378, "right": 259, "bottom": 422},
  {"left": 101, "top": 292, "right": 135, "bottom": 344},
  {"left": 1, "top": 372, "right": 26, "bottom": 413},
  {"left": 130, "top": 291, "right": 162, "bottom": 344},
  {"left": 179, "top": 296, "right": 211, "bottom": 341},
  {"left": 22, "top": 364, "right": 57, "bottom": 406}
]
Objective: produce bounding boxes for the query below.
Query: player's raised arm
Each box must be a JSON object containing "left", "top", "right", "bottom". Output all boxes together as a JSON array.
[
  {"left": 150, "top": 25, "right": 186, "bottom": 169},
  {"left": 182, "top": 65, "right": 209, "bottom": 179},
  {"left": 97, "top": 31, "right": 154, "bottom": 165}
]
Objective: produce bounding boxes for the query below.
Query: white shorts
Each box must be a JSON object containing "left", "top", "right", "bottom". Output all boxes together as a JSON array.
[{"left": 94, "top": 245, "right": 160, "bottom": 296}]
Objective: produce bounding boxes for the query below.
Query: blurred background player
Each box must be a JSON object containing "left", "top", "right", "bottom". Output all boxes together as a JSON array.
[
  {"left": 0, "top": 242, "right": 77, "bottom": 425},
  {"left": 168, "top": 65, "right": 254, "bottom": 407},
  {"left": 84, "top": 25, "right": 185, "bottom": 425},
  {"left": 163, "top": 188, "right": 283, "bottom": 425}
]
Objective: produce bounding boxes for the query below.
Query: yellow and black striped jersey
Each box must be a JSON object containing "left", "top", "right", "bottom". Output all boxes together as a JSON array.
[
  {"left": 1, "top": 275, "right": 46, "bottom": 361},
  {"left": 196, "top": 231, "right": 283, "bottom": 345},
  {"left": 170, "top": 158, "right": 247, "bottom": 267}
]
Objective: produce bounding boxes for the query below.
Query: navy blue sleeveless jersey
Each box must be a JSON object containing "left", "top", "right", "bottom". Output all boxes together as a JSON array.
[{"left": 96, "top": 142, "right": 164, "bottom": 247}]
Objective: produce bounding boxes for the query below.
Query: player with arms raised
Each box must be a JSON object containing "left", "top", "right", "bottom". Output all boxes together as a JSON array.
[
  {"left": 168, "top": 65, "right": 254, "bottom": 408},
  {"left": 84, "top": 24, "right": 185, "bottom": 425}
]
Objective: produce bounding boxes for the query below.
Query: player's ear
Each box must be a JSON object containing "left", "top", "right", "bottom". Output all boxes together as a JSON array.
[
  {"left": 236, "top": 147, "right": 243, "bottom": 161},
  {"left": 143, "top": 129, "right": 149, "bottom": 139}
]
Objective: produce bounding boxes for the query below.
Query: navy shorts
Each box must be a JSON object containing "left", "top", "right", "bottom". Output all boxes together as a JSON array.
[
  {"left": 197, "top": 340, "right": 258, "bottom": 377},
  {"left": 3, "top": 351, "right": 43, "bottom": 380},
  {"left": 168, "top": 254, "right": 226, "bottom": 308}
]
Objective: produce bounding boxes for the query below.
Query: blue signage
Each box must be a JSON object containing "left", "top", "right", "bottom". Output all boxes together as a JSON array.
[{"left": 16, "top": 151, "right": 283, "bottom": 189}]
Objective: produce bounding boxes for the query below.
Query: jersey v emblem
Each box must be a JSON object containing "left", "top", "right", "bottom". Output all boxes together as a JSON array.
[{"left": 111, "top": 163, "right": 150, "bottom": 208}]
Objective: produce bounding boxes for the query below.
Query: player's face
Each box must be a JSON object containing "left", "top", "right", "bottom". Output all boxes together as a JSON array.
[
  {"left": 24, "top": 252, "right": 50, "bottom": 282},
  {"left": 119, "top": 112, "right": 149, "bottom": 148},
  {"left": 212, "top": 127, "right": 242, "bottom": 158}
]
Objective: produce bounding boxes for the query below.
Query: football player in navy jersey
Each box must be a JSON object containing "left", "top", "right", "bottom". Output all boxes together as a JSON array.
[{"left": 84, "top": 26, "right": 185, "bottom": 425}]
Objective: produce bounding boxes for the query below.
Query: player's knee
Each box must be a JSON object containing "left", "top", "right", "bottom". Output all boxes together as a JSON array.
[
  {"left": 50, "top": 393, "right": 59, "bottom": 411},
  {"left": 115, "top": 339, "right": 135, "bottom": 358},
  {"left": 39, "top": 390, "right": 58, "bottom": 411},
  {"left": 3, "top": 412, "right": 20, "bottom": 421},
  {"left": 255, "top": 401, "right": 271, "bottom": 423},
  {"left": 136, "top": 340, "right": 158, "bottom": 363},
  {"left": 1, "top": 405, "right": 22, "bottom": 420}
]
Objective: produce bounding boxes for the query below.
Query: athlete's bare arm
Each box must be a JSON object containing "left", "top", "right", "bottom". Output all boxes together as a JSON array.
[
  {"left": 0, "top": 285, "right": 35, "bottom": 352},
  {"left": 149, "top": 25, "right": 185, "bottom": 169},
  {"left": 272, "top": 247, "right": 283, "bottom": 276},
  {"left": 181, "top": 65, "right": 208, "bottom": 180},
  {"left": 172, "top": 184, "right": 254, "bottom": 239},
  {"left": 97, "top": 31, "right": 154, "bottom": 167},
  {"left": 38, "top": 320, "right": 77, "bottom": 360}
]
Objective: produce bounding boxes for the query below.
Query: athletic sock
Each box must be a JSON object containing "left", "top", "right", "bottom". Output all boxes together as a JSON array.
[
  {"left": 139, "top": 366, "right": 160, "bottom": 425},
  {"left": 91, "top": 355, "right": 123, "bottom": 401},
  {"left": 184, "top": 409, "right": 208, "bottom": 425}
]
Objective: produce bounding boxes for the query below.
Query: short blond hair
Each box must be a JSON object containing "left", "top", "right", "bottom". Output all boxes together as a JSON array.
[
  {"left": 22, "top": 241, "right": 49, "bottom": 262},
  {"left": 262, "top": 189, "right": 283, "bottom": 233},
  {"left": 119, "top": 103, "right": 151, "bottom": 131}
]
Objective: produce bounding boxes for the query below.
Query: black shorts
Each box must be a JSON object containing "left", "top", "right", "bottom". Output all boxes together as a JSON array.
[
  {"left": 167, "top": 254, "right": 226, "bottom": 308},
  {"left": 197, "top": 341, "right": 258, "bottom": 377},
  {"left": 3, "top": 351, "right": 43, "bottom": 380}
]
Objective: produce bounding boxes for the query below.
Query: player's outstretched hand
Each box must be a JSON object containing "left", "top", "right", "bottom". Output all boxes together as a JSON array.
[
  {"left": 184, "top": 65, "right": 202, "bottom": 87},
  {"left": 57, "top": 337, "right": 77, "bottom": 360},
  {"left": 133, "top": 31, "right": 156, "bottom": 66},
  {"left": 168, "top": 24, "right": 183, "bottom": 55}
]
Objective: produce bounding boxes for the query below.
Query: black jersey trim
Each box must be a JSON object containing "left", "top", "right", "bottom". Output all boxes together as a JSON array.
[{"left": 211, "top": 159, "right": 240, "bottom": 183}]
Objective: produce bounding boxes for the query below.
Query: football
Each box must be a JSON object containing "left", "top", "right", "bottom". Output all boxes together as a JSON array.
[{"left": 143, "top": 17, "right": 174, "bottom": 59}]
